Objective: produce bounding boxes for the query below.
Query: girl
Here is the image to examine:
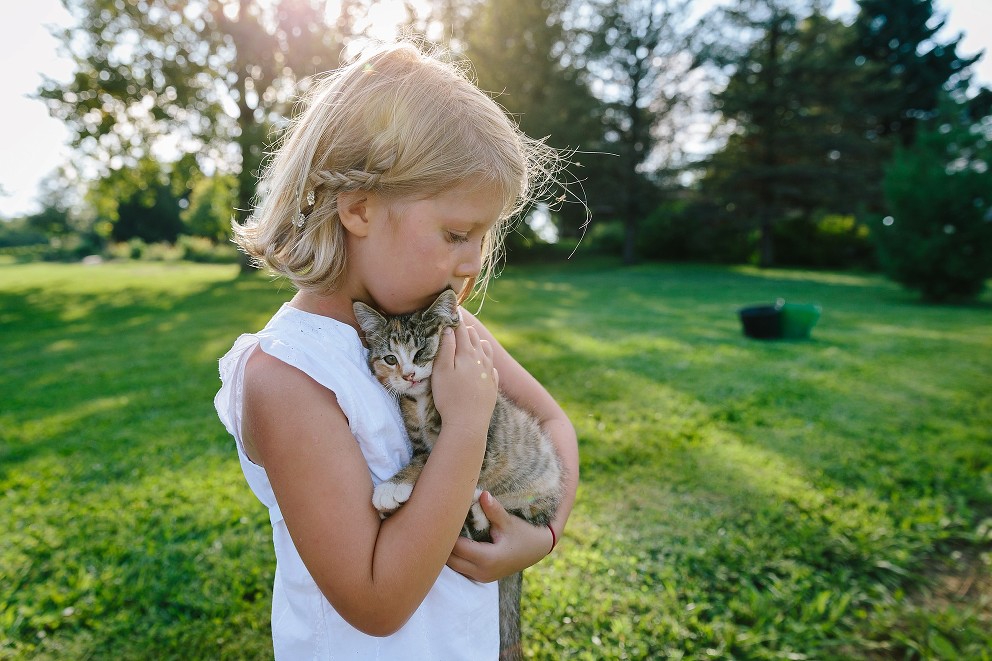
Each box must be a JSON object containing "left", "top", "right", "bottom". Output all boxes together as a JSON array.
[{"left": 215, "top": 42, "right": 579, "bottom": 659}]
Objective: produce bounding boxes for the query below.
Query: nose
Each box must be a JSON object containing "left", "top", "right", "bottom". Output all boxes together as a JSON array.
[
  {"left": 402, "top": 371, "right": 417, "bottom": 382},
  {"left": 454, "top": 246, "right": 483, "bottom": 279}
]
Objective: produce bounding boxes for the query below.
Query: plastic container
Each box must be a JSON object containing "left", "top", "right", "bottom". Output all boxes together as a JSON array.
[
  {"left": 780, "top": 303, "right": 821, "bottom": 340},
  {"left": 738, "top": 304, "right": 783, "bottom": 339},
  {"left": 738, "top": 300, "right": 821, "bottom": 340}
]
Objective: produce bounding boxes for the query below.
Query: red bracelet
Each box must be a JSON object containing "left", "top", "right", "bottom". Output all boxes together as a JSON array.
[{"left": 547, "top": 524, "right": 558, "bottom": 554}]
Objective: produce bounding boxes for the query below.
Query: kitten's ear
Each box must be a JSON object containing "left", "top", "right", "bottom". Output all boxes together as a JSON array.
[
  {"left": 425, "top": 289, "right": 460, "bottom": 328},
  {"left": 353, "top": 301, "right": 386, "bottom": 338}
]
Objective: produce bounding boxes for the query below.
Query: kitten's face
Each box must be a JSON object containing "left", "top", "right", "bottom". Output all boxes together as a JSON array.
[{"left": 354, "top": 290, "right": 460, "bottom": 397}]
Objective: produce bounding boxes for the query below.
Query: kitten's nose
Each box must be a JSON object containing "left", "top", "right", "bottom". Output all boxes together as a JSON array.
[{"left": 402, "top": 372, "right": 417, "bottom": 382}]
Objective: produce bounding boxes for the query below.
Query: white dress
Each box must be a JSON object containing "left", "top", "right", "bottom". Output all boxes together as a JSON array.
[{"left": 215, "top": 304, "right": 499, "bottom": 660}]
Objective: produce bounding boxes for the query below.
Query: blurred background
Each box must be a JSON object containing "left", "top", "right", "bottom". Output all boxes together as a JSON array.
[{"left": 2, "top": 0, "right": 991, "bottom": 301}]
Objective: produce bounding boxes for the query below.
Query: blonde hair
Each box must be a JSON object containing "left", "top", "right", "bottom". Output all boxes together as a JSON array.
[{"left": 234, "top": 41, "right": 561, "bottom": 301}]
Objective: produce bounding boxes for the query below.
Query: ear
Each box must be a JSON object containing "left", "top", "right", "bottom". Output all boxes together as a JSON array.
[
  {"left": 424, "top": 289, "right": 460, "bottom": 328},
  {"left": 338, "top": 191, "right": 370, "bottom": 238},
  {"left": 353, "top": 301, "right": 386, "bottom": 338}
]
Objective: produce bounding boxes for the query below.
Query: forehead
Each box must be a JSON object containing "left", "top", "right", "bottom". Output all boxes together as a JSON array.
[{"left": 397, "top": 183, "right": 504, "bottom": 229}]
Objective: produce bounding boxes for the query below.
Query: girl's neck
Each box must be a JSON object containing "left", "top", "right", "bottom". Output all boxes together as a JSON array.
[{"left": 290, "top": 290, "right": 363, "bottom": 338}]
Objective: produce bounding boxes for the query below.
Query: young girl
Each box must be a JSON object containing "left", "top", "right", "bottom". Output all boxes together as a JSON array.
[{"left": 214, "top": 42, "right": 579, "bottom": 658}]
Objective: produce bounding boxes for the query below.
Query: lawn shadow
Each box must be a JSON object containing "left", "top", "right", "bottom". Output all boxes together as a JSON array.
[{"left": 0, "top": 267, "right": 287, "bottom": 478}]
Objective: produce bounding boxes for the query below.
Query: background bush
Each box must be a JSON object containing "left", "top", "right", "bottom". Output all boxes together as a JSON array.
[{"left": 876, "top": 104, "right": 992, "bottom": 301}]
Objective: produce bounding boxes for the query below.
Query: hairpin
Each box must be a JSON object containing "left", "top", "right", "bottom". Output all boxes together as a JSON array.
[{"left": 295, "top": 189, "right": 316, "bottom": 228}]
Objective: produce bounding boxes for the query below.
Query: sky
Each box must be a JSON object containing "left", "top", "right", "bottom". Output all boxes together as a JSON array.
[{"left": 1, "top": 0, "right": 990, "bottom": 219}]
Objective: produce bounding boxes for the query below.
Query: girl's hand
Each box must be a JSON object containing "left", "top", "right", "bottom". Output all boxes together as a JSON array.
[
  {"left": 431, "top": 313, "right": 498, "bottom": 433},
  {"left": 446, "top": 491, "right": 556, "bottom": 583}
]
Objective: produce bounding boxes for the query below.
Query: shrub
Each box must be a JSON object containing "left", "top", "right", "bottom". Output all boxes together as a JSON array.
[
  {"left": 177, "top": 235, "right": 239, "bottom": 264},
  {"left": 876, "top": 104, "right": 992, "bottom": 302},
  {"left": 772, "top": 213, "right": 875, "bottom": 269},
  {"left": 638, "top": 199, "right": 753, "bottom": 264},
  {"left": 583, "top": 219, "right": 626, "bottom": 256}
]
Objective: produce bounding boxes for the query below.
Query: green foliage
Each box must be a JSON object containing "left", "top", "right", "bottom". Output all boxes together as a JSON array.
[
  {"left": 877, "top": 104, "right": 992, "bottom": 301},
  {"left": 697, "top": 0, "right": 992, "bottom": 267},
  {"left": 182, "top": 175, "right": 237, "bottom": 241},
  {"left": 2, "top": 261, "right": 990, "bottom": 658},
  {"left": 579, "top": 0, "right": 694, "bottom": 262},
  {"left": 633, "top": 200, "right": 754, "bottom": 264},
  {"left": 772, "top": 213, "right": 875, "bottom": 269},
  {"left": 40, "top": 0, "right": 352, "bottom": 223},
  {"left": 112, "top": 183, "right": 186, "bottom": 244},
  {"left": 852, "top": 0, "right": 984, "bottom": 147},
  {"left": 104, "top": 236, "right": 239, "bottom": 264},
  {"left": 0, "top": 218, "right": 48, "bottom": 249},
  {"left": 700, "top": 3, "right": 876, "bottom": 267}
]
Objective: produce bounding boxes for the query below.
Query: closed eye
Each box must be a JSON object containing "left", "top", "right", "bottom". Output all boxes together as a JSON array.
[{"left": 445, "top": 231, "right": 470, "bottom": 244}]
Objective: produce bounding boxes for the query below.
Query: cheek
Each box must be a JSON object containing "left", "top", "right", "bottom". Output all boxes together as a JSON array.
[{"left": 373, "top": 363, "right": 398, "bottom": 381}]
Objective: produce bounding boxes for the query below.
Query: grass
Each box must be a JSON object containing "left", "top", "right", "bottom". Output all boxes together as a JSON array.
[{"left": 1, "top": 258, "right": 990, "bottom": 659}]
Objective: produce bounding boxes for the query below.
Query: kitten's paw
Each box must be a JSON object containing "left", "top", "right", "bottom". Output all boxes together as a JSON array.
[
  {"left": 469, "top": 501, "right": 491, "bottom": 534},
  {"left": 373, "top": 482, "right": 414, "bottom": 514}
]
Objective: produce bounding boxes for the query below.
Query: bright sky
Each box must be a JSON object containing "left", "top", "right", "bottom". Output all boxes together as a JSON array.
[{"left": 1, "top": 0, "right": 990, "bottom": 218}]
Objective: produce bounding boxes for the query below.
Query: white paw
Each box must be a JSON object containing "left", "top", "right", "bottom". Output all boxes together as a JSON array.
[
  {"left": 373, "top": 482, "right": 414, "bottom": 514},
  {"left": 469, "top": 501, "right": 490, "bottom": 533}
]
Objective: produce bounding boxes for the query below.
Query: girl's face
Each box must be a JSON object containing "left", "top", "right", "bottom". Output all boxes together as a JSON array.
[{"left": 350, "top": 183, "right": 503, "bottom": 316}]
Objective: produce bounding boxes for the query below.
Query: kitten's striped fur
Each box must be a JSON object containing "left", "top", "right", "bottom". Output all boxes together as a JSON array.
[{"left": 354, "top": 289, "right": 563, "bottom": 660}]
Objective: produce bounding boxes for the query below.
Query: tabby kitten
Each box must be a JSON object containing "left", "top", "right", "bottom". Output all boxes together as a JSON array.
[{"left": 353, "top": 289, "right": 564, "bottom": 659}]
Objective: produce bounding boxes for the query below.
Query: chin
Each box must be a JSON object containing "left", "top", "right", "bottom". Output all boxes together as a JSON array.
[{"left": 407, "top": 382, "right": 430, "bottom": 396}]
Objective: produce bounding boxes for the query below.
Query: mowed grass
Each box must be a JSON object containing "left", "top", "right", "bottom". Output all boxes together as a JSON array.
[{"left": 1, "top": 259, "right": 990, "bottom": 659}]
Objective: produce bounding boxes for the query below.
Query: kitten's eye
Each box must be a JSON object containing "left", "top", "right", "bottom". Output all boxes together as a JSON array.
[{"left": 383, "top": 355, "right": 398, "bottom": 366}]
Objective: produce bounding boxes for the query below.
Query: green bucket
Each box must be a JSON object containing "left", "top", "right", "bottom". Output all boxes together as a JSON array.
[{"left": 779, "top": 303, "right": 821, "bottom": 340}]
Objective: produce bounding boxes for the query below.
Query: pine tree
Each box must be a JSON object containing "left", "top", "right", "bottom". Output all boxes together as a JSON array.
[
  {"left": 853, "top": 0, "right": 982, "bottom": 147},
  {"left": 876, "top": 99, "right": 992, "bottom": 301}
]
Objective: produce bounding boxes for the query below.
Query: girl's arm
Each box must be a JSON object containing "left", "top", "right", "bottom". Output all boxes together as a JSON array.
[
  {"left": 446, "top": 310, "right": 579, "bottom": 582},
  {"left": 241, "top": 321, "right": 497, "bottom": 637}
]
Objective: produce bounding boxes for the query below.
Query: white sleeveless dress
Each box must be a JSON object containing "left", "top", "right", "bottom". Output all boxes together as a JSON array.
[{"left": 215, "top": 304, "right": 499, "bottom": 660}]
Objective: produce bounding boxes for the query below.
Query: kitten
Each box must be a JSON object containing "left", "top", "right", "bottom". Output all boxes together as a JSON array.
[{"left": 353, "top": 289, "right": 564, "bottom": 660}]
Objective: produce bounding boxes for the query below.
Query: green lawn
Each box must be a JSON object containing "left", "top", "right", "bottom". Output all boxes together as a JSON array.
[{"left": 1, "top": 259, "right": 990, "bottom": 659}]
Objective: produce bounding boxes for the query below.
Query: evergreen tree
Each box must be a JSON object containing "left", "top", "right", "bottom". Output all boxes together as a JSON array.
[
  {"left": 853, "top": 0, "right": 983, "bottom": 148},
  {"left": 876, "top": 99, "right": 992, "bottom": 301},
  {"left": 700, "top": 0, "right": 867, "bottom": 266},
  {"left": 582, "top": 0, "right": 697, "bottom": 264}
]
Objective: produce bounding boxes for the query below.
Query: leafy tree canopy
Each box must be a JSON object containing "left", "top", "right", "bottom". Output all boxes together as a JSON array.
[{"left": 39, "top": 0, "right": 352, "bottom": 229}]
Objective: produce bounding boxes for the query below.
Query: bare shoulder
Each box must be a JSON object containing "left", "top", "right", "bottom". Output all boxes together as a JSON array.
[{"left": 241, "top": 346, "right": 349, "bottom": 464}]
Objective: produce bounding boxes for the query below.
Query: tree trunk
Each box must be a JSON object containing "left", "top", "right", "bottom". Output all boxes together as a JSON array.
[
  {"left": 759, "top": 216, "right": 775, "bottom": 268},
  {"left": 622, "top": 216, "right": 638, "bottom": 265}
]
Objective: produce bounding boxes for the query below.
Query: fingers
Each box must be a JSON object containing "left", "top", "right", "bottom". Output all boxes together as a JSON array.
[
  {"left": 477, "top": 490, "right": 510, "bottom": 530},
  {"left": 452, "top": 310, "right": 494, "bottom": 374},
  {"left": 432, "top": 310, "right": 497, "bottom": 424},
  {"left": 447, "top": 534, "right": 496, "bottom": 582},
  {"left": 436, "top": 326, "right": 455, "bottom": 369}
]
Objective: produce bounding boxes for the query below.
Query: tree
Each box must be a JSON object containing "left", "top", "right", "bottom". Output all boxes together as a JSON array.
[
  {"left": 183, "top": 174, "right": 239, "bottom": 241},
  {"left": 699, "top": 0, "right": 872, "bottom": 267},
  {"left": 84, "top": 155, "right": 189, "bottom": 243},
  {"left": 583, "top": 0, "right": 697, "bottom": 264},
  {"left": 852, "top": 0, "right": 984, "bottom": 148},
  {"left": 455, "top": 0, "right": 605, "bottom": 240},
  {"left": 875, "top": 99, "right": 992, "bottom": 302},
  {"left": 39, "top": 0, "right": 353, "bottom": 266}
]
